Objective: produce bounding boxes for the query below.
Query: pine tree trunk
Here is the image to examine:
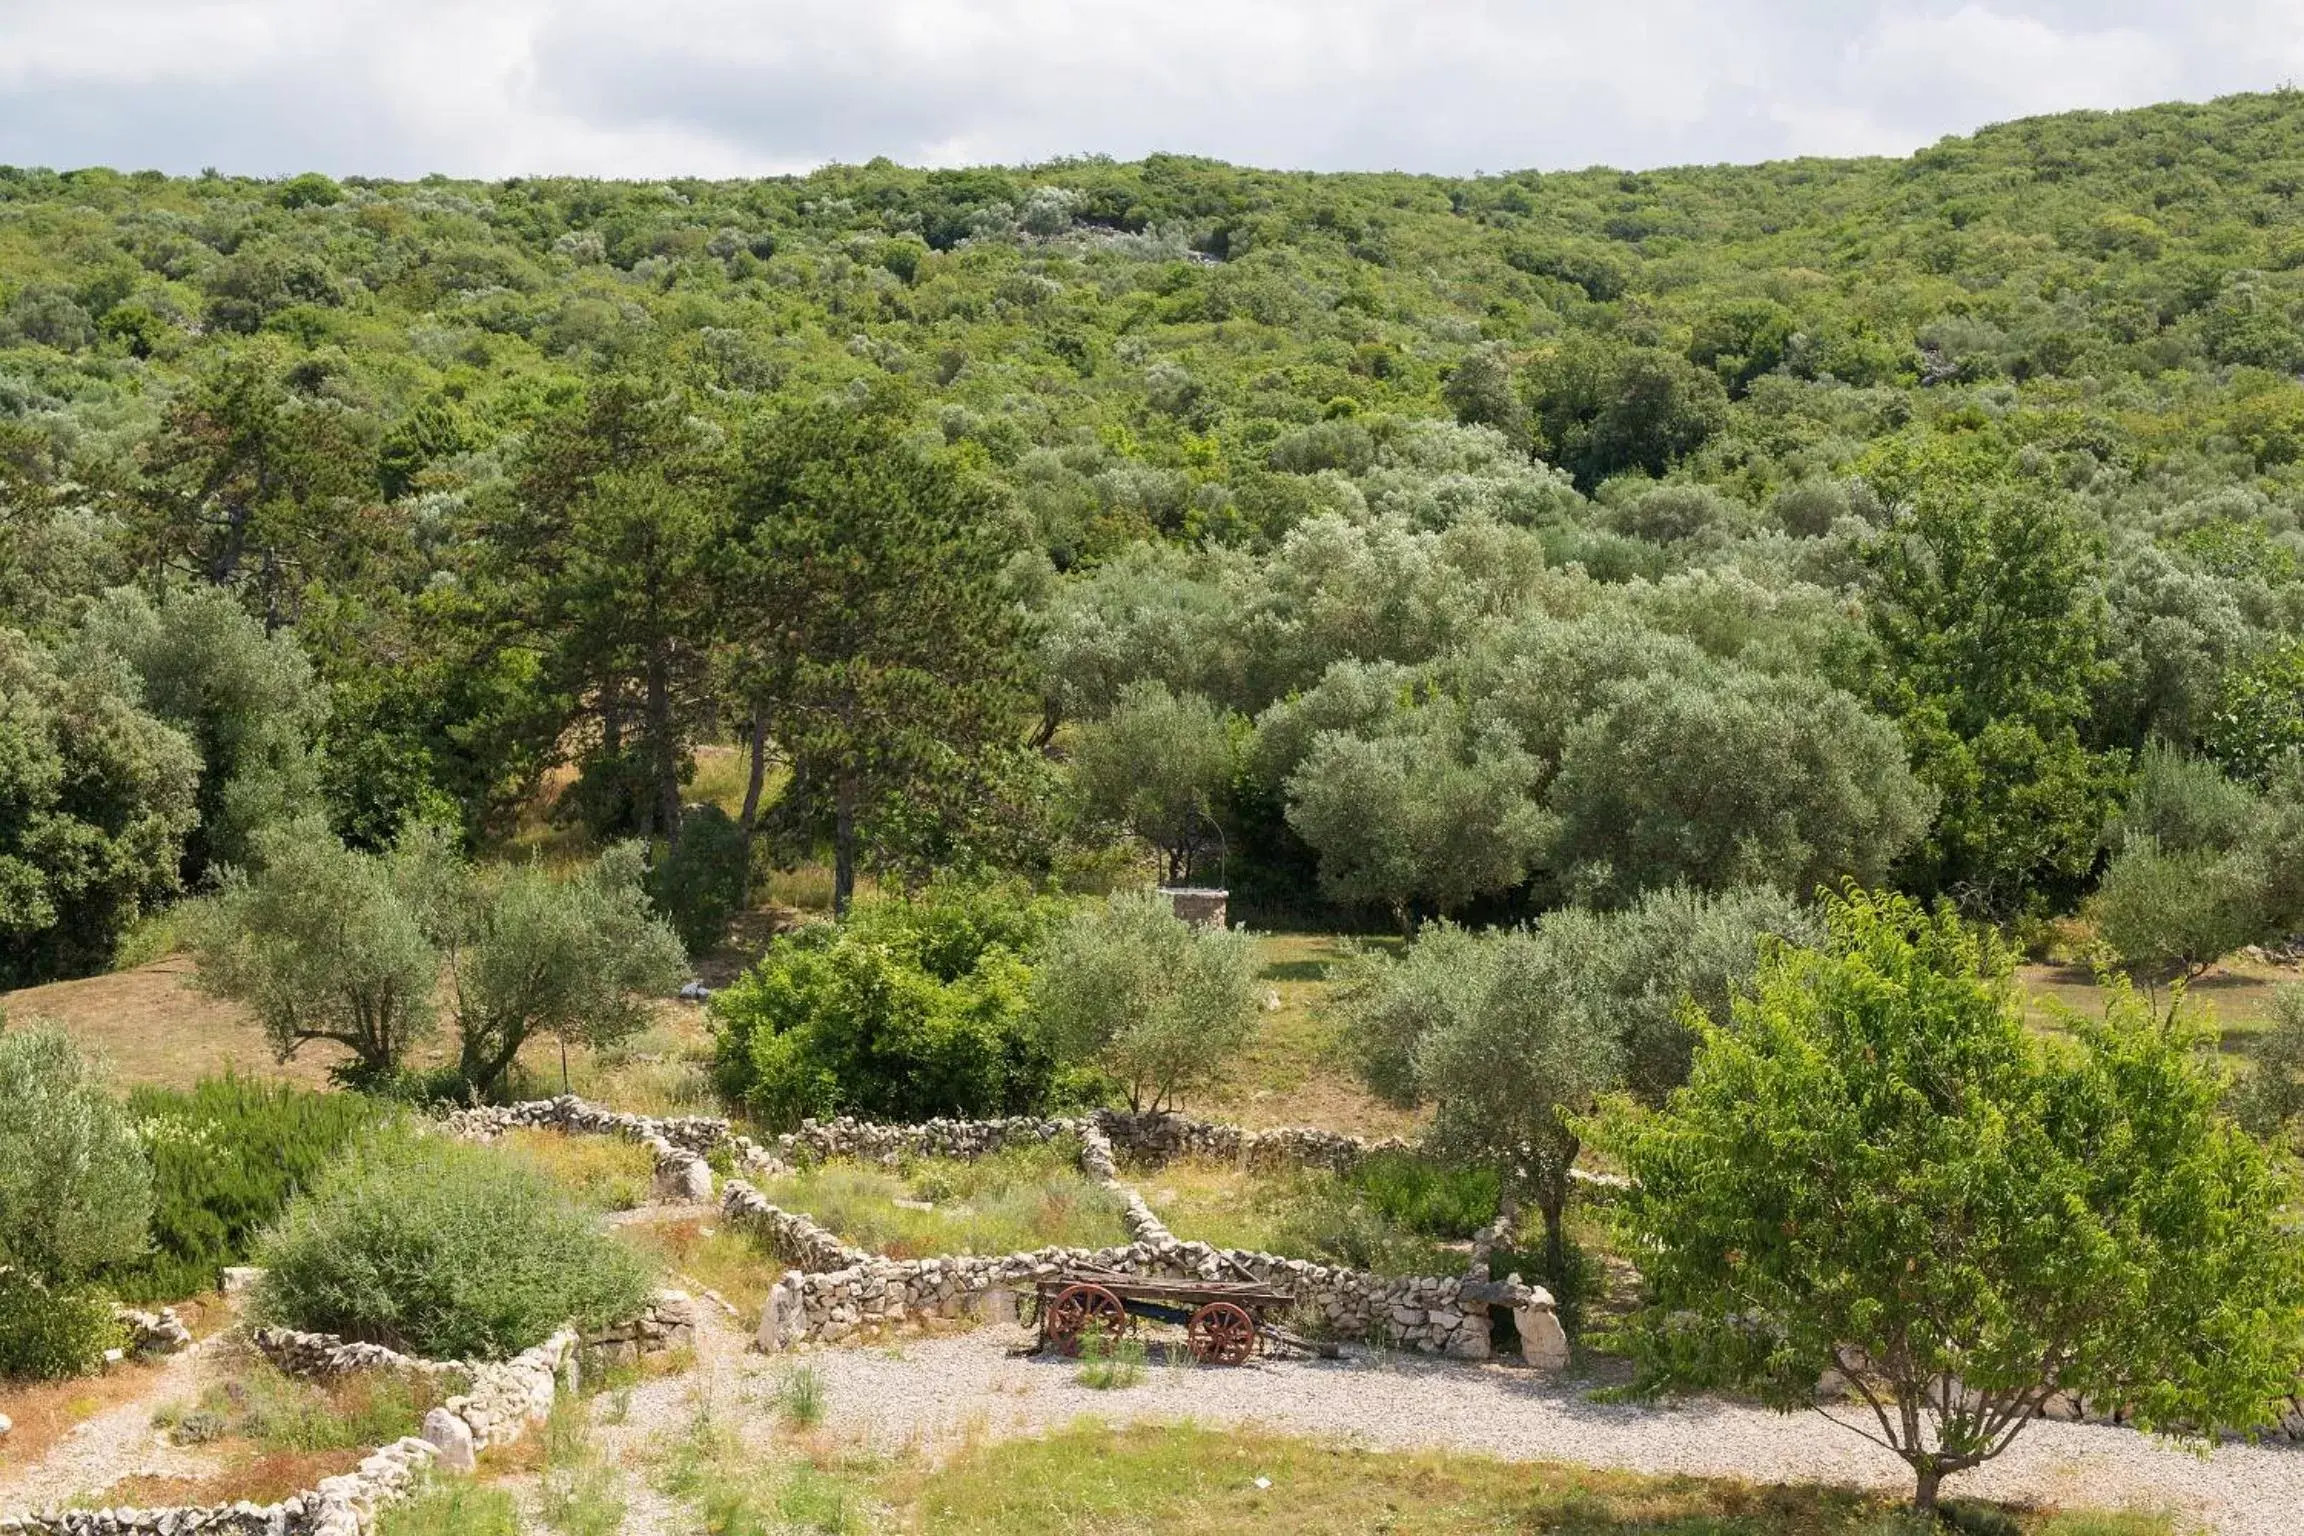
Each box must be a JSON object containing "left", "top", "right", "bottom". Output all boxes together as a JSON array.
[
  {"left": 833, "top": 771, "right": 858, "bottom": 919},
  {"left": 737, "top": 702, "right": 769, "bottom": 902},
  {"left": 646, "top": 646, "right": 680, "bottom": 851}
]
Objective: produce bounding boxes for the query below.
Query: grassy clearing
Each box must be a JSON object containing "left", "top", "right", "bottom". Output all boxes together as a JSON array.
[
  {"left": 1172, "top": 933, "right": 1421, "bottom": 1139},
  {"left": 754, "top": 1139, "right": 1129, "bottom": 1258},
  {"left": 1136, "top": 1156, "right": 1462, "bottom": 1276},
  {"left": 2018, "top": 958, "right": 2296, "bottom": 1048},
  {"left": 879, "top": 1421, "right": 2176, "bottom": 1536},
  {"left": 655, "top": 1390, "right": 876, "bottom": 1536},
  {"left": 501, "top": 1127, "right": 656, "bottom": 1212},
  {"left": 615, "top": 1214, "right": 785, "bottom": 1315}
]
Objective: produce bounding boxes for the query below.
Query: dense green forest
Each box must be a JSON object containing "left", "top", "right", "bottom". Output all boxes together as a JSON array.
[{"left": 11, "top": 89, "right": 2304, "bottom": 985}]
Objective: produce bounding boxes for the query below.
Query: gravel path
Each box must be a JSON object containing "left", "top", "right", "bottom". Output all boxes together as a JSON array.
[
  {"left": 758, "top": 1328, "right": 2303, "bottom": 1536},
  {"left": 0, "top": 1341, "right": 217, "bottom": 1514}
]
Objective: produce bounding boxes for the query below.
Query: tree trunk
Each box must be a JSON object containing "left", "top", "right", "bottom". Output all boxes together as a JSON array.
[
  {"left": 1912, "top": 1463, "right": 1942, "bottom": 1515},
  {"left": 646, "top": 645, "right": 681, "bottom": 851},
  {"left": 737, "top": 702, "right": 770, "bottom": 902},
  {"left": 833, "top": 770, "right": 858, "bottom": 919}
]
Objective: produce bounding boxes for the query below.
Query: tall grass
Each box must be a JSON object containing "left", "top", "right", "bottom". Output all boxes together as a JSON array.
[
  {"left": 755, "top": 1139, "right": 1128, "bottom": 1257},
  {"left": 1141, "top": 1158, "right": 1456, "bottom": 1275}
]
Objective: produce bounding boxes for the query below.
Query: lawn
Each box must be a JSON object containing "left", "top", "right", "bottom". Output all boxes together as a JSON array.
[
  {"left": 753, "top": 1139, "right": 1131, "bottom": 1258},
  {"left": 881, "top": 1421, "right": 2172, "bottom": 1536}
]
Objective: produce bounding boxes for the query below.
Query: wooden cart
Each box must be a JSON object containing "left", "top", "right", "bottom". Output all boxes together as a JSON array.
[{"left": 1029, "top": 1267, "right": 1329, "bottom": 1365}]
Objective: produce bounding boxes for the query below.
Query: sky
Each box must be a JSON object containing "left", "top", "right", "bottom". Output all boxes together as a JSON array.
[{"left": 0, "top": 0, "right": 2300, "bottom": 180}]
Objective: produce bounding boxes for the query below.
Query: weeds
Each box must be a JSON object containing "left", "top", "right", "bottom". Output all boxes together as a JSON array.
[
  {"left": 537, "top": 1392, "right": 625, "bottom": 1536},
  {"left": 371, "top": 1477, "right": 522, "bottom": 1536},
  {"left": 1073, "top": 1323, "right": 1147, "bottom": 1389},
  {"left": 774, "top": 1363, "right": 827, "bottom": 1427}
]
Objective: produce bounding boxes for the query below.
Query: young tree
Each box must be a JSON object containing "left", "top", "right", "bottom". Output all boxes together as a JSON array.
[
  {"left": 0, "top": 1021, "right": 153, "bottom": 1285},
  {"left": 1069, "top": 681, "right": 1239, "bottom": 884},
  {"left": 440, "top": 842, "right": 687, "bottom": 1099},
  {"left": 2088, "top": 840, "right": 2266, "bottom": 982},
  {"left": 1592, "top": 889, "right": 2304, "bottom": 1514},
  {"left": 729, "top": 393, "right": 1029, "bottom": 915},
  {"left": 1030, "top": 889, "right": 1260, "bottom": 1113},
  {"left": 1413, "top": 914, "right": 1624, "bottom": 1272},
  {"left": 191, "top": 819, "right": 441, "bottom": 1085},
  {"left": 0, "top": 629, "right": 201, "bottom": 987},
  {"left": 2235, "top": 985, "right": 2304, "bottom": 1152}
]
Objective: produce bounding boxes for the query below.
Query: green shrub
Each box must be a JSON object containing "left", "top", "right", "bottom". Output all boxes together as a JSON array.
[
  {"left": 1346, "top": 1150, "right": 1499, "bottom": 1239},
  {"left": 114, "top": 1075, "right": 383, "bottom": 1301},
  {"left": 373, "top": 1481, "right": 522, "bottom": 1536},
  {"left": 0, "top": 1022, "right": 153, "bottom": 1285},
  {"left": 648, "top": 804, "right": 750, "bottom": 957},
  {"left": 253, "top": 1126, "right": 654, "bottom": 1359},
  {"left": 711, "top": 882, "right": 1082, "bottom": 1127},
  {"left": 0, "top": 1266, "right": 125, "bottom": 1380},
  {"left": 178, "top": 1355, "right": 436, "bottom": 1451}
]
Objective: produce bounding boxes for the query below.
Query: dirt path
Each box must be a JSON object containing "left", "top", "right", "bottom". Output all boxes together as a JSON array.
[
  {"left": 0, "top": 1340, "right": 217, "bottom": 1514},
  {"left": 751, "top": 1328, "right": 2302, "bottom": 1536}
]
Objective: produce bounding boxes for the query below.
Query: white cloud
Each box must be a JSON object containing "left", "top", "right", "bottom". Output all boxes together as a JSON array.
[{"left": 0, "top": 0, "right": 2292, "bottom": 177}]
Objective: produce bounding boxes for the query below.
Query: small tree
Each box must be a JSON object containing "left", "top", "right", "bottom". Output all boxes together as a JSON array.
[
  {"left": 1413, "top": 915, "right": 1624, "bottom": 1272},
  {"left": 0, "top": 1020, "right": 153, "bottom": 1284},
  {"left": 1069, "top": 681, "right": 1238, "bottom": 884},
  {"left": 1030, "top": 890, "right": 1259, "bottom": 1113},
  {"left": 444, "top": 842, "right": 687, "bottom": 1099},
  {"left": 2088, "top": 839, "right": 2266, "bottom": 982},
  {"left": 1592, "top": 889, "right": 2304, "bottom": 1515},
  {"left": 2236, "top": 985, "right": 2304, "bottom": 1150},
  {"left": 191, "top": 819, "right": 441, "bottom": 1085}
]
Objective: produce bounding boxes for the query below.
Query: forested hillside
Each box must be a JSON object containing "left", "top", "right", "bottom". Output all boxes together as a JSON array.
[{"left": 10, "top": 89, "right": 2304, "bottom": 984}]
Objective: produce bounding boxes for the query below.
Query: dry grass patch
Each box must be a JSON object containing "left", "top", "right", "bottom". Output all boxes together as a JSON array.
[
  {"left": 617, "top": 1214, "right": 784, "bottom": 1315},
  {"left": 501, "top": 1127, "right": 656, "bottom": 1212},
  {"left": 0, "top": 1357, "right": 178, "bottom": 1473},
  {"left": 881, "top": 1421, "right": 2174, "bottom": 1536},
  {"left": 1136, "top": 1156, "right": 1459, "bottom": 1276},
  {"left": 754, "top": 1139, "right": 1129, "bottom": 1259}
]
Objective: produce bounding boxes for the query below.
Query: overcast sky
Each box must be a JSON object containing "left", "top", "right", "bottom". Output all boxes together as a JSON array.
[{"left": 0, "top": 1, "right": 2299, "bottom": 180}]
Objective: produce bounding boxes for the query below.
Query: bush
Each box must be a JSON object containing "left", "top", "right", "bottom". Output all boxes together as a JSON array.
[
  {"left": 648, "top": 805, "right": 749, "bottom": 957},
  {"left": 0, "top": 1266, "right": 125, "bottom": 1380},
  {"left": 113, "top": 1075, "right": 382, "bottom": 1301},
  {"left": 711, "top": 882, "right": 1079, "bottom": 1128},
  {"left": 253, "top": 1126, "right": 654, "bottom": 1359},
  {"left": 1346, "top": 1150, "right": 1500, "bottom": 1240},
  {"left": 0, "top": 1022, "right": 153, "bottom": 1285}
]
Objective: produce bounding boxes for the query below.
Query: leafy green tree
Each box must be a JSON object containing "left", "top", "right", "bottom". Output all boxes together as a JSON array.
[
  {"left": 2235, "top": 986, "right": 2304, "bottom": 1151},
  {"left": 1545, "top": 669, "right": 1932, "bottom": 907},
  {"left": 1069, "top": 682, "right": 1239, "bottom": 884},
  {"left": 131, "top": 343, "right": 378, "bottom": 621},
  {"left": 1284, "top": 700, "right": 1551, "bottom": 934},
  {"left": 74, "top": 585, "right": 327, "bottom": 881},
  {"left": 1523, "top": 338, "right": 1728, "bottom": 492},
  {"left": 1441, "top": 343, "right": 1528, "bottom": 450},
  {"left": 1593, "top": 889, "right": 2304, "bottom": 1514},
  {"left": 1029, "top": 889, "right": 1260, "bottom": 1113},
  {"left": 439, "top": 840, "right": 687, "bottom": 1099},
  {"left": 2207, "top": 635, "right": 2304, "bottom": 784},
  {"left": 1603, "top": 883, "right": 1817, "bottom": 1102},
  {"left": 505, "top": 378, "right": 729, "bottom": 846},
  {"left": 190, "top": 819, "right": 442, "bottom": 1085},
  {"left": 1329, "top": 920, "right": 1497, "bottom": 1107},
  {"left": 1859, "top": 445, "right": 2116, "bottom": 913},
  {"left": 1415, "top": 914, "right": 1624, "bottom": 1272},
  {"left": 0, "top": 630, "right": 200, "bottom": 986},
  {"left": 0, "top": 1021, "right": 153, "bottom": 1285},
  {"left": 2089, "top": 840, "right": 2266, "bottom": 981},
  {"left": 729, "top": 394, "right": 1029, "bottom": 915}
]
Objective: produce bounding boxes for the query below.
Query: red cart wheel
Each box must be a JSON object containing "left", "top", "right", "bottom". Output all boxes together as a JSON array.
[
  {"left": 1046, "top": 1283, "right": 1127, "bottom": 1356},
  {"left": 1187, "top": 1301, "right": 1258, "bottom": 1365}
]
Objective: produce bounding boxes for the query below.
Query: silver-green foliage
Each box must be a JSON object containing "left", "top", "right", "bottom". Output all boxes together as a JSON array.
[
  {"left": 1030, "top": 889, "right": 1259, "bottom": 1112},
  {"left": 254, "top": 1125, "right": 654, "bottom": 1360},
  {"left": 1069, "top": 680, "right": 1240, "bottom": 884},
  {"left": 0, "top": 1020, "right": 154, "bottom": 1284}
]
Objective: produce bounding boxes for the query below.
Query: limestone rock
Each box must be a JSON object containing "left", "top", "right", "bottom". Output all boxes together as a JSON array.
[
  {"left": 1516, "top": 1305, "right": 1569, "bottom": 1371},
  {"left": 422, "top": 1408, "right": 476, "bottom": 1472}
]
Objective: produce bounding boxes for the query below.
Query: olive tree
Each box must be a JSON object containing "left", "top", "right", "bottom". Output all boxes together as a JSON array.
[
  {"left": 1069, "top": 681, "right": 1239, "bottom": 884},
  {"left": 191, "top": 818, "right": 441, "bottom": 1085},
  {"left": 0, "top": 1020, "right": 153, "bottom": 1284},
  {"left": 1592, "top": 889, "right": 2304, "bottom": 1515},
  {"left": 1284, "top": 701, "right": 1552, "bottom": 934},
  {"left": 1411, "top": 914, "right": 1624, "bottom": 1272},
  {"left": 440, "top": 841, "right": 687, "bottom": 1099},
  {"left": 1030, "top": 889, "right": 1259, "bottom": 1112}
]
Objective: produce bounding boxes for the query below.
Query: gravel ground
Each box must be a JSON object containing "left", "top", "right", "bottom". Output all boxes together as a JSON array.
[
  {"left": 760, "top": 1327, "right": 2304, "bottom": 1536},
  {"left": 0, "top": 1341, "right": 218, "bottom": 1514}
]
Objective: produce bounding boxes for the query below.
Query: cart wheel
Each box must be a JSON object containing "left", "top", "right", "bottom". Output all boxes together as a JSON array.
[
  {"left": 1047, "top": 1283, "right": 1127, "bottom": 1356},
  {"left": 1187, "top": 1301, "right": 1258, "bottom": 1365}
]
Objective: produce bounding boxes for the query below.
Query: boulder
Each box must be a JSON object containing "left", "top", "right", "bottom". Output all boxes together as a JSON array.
[{"left": 1516, "top": 1305, "right": 1569, "bottom": 1371}]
